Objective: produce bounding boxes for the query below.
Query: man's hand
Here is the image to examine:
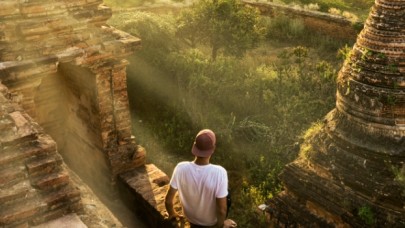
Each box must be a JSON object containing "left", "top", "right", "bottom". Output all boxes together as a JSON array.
[
  {"left": 166, "top": 211, "right": 183, "bottom": 220},
  {"left": 223, "top": 219, "right": 237, "bottom": 228}
]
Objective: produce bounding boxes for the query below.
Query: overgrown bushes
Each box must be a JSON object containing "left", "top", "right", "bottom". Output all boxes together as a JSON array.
[{"left": 109, "top": 10, "right": 342, "bottom": 226}]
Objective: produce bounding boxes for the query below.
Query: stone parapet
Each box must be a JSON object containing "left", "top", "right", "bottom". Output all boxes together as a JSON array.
[
  {"left": 243, "top": 0, "right": 361, "bottom": 41},
  {"left": 119, "top": 164, "right": 186, "bottom": 227}
]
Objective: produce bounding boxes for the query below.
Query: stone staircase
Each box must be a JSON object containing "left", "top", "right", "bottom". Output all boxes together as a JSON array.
[{"left": 0, "top": 84, "right": 82, "bottom": 227}]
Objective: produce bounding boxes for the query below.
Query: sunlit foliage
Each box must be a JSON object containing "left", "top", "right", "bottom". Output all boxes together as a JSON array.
[
  {"left": 108, "top": 9, "right": 342, "bottom": 227},
  {"left": 104, "top": 0, "right": 151, "bottom": 8},
  {"left": 108, "top": 12, "right": 177, "bottom": 63},
  {"left": 176, "top": 0, "right": 261, "bottom": 60},
  {"left": 282, "top": 0, "right": 373, "bottom": 12}
]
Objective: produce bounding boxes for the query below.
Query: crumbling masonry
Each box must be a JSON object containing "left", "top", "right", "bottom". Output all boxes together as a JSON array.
[
  {"left": 1, "top": 0, "right": 404, "bottom": 227},
  {"left": 268, "top": 0, "right": 405, "bottom": 227},
  {"left": 0, "top": 1, "right": 177, "bottom": 227}
]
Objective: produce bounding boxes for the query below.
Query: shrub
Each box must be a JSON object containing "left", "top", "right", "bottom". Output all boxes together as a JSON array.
[
  {"left": 342, "top": 11, "right": 359, "bottom": 22},
  {"left": 110, "top": 11, "right": 340, "bottom": 226},
  {"left": 265, "top": 15, "right": 305, "bottom": 41},
  {"left": 392, "top": 165, "right": 405, "bottom": 197},
  {"left": 358, "top": 205, "right": 375, "bottom": 225},
  {"left": 328, "top": 7, "right": 342, "bottom": 15},
  {"left": 104, "top": 0, "right": 152, "bottom": 8},
  {"left": 108, "top": 11, "right": 177, "bottom": 63},
  {"left": 304, "top": 3, "right": 320, "bottom": 11},
  {"left": 176, "top": 0, "right": 261, "bottom": 60}
]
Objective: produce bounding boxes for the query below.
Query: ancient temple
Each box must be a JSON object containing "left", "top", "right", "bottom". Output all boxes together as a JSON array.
[
  {"left": 0, "top": 1, "right": 177, "bottom": 227},
  {"left": 268, "top": 0, "right": 405, "bottom": 227}
]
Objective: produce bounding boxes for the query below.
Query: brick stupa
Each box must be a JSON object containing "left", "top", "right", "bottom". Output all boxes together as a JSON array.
[{"left": 268, "top": 0, "right": 405, "bottom": 227}]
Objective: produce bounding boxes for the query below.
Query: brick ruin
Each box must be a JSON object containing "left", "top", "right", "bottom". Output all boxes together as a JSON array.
[
  {"left": 268, "top": 0, "right": 405, "bottom": 227},
  {"left": 0, "top": 1, "right": 179, "bottom": 227},
  {"left": 243, "top": 0, "right": 361, "bottom": 42},
  {"left": 0, "top": 0, "right": 403, "bottom": 227}
]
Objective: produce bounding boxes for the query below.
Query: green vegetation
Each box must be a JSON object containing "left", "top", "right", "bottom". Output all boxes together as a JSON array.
[
  {"left": 104, "top": 0, "right": 145, "bottom": 8},
  {"left": 358, "top": 205, "right": 375, "bottom": 225},
  {"left": 103, "top": 0, "right": 374, "bottom": 22},
  {"left": 103, "top": 0, "right": 374, "bottom": 224},
  {"left": 283, "top": 0, "right": 350, "bottom": 12},
  {"left": 299, "top": 121, "right": 324, "bottom": 159},
  {"left": 108, "top": 8, "right": 346, "bottom": 225},
  {"left": 177, "top": 0, "right": 261, "bottom": 60},
  {"left": 392, "top": 165, "right": 405, "bottom": 196}
]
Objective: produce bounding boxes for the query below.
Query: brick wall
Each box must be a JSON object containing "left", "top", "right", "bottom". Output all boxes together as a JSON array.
[{"left": 243, "top": 0, "right": 361, "bottom": 41}]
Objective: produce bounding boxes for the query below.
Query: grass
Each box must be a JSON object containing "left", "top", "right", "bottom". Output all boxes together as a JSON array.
[
  {"left": 104, "top": 0, "right": 374, "bottom": 22},
  {"left": 104, "top": 0, "right": 149, "bottom": 8},
  {"left": 280, "top": 0, "right": 373, "bottom": 20},
  {"left": 107, "top": 6, "right": 360, "bottom": 227}
]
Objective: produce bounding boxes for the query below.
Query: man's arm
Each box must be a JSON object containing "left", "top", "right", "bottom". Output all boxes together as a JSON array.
[
  {"left": 216, "top": 197, "right": 227, "bottom": 228},
  {"left": 165, "top": 186, "right": 179, "bottom": 219}
]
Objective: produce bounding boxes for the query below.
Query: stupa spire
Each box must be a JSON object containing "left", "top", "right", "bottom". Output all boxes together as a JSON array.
[{"left": 268, "top": 0, "right": 405, "bottom": 226}]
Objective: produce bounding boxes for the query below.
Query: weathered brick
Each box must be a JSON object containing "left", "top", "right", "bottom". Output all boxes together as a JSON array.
[
  {"left": 268, "top": 0, "right": 405, "bottom": 226},
  {"left": 0, "top": 200, "right": 47, "bottom": 225},
  {"left": 33, "top": 171, "right": 70, "bottom": 190}
]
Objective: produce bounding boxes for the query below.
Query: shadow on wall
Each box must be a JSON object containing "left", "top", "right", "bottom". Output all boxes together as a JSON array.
[
  {"left": 33, "top": 62, "right": 152, "bottom": 227},
  {"left": 34, "top": 63, "right": 113, "bottom": 197}
]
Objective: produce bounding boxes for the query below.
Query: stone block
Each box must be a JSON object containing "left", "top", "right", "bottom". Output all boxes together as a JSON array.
[
  {"left": 31, "top": 213, "right": 87, "bottom": 228},
  {"left": 33, "top": 171, "right": 70, "bottom": 190},
  {"left": 20, "top": 2, "right": 68, "bottom": 18},
  {"left": 25, "top": 154, "right": 63, "bottom": 176},
  {"left": 0, "top": 166, "right": 26, "bottom": 188},
  {"left": 118, "top": 164, "right": 182, "bottom": 227},
  {"left": 0, "top": 200, "right": 47, "bottom": 226},
  {"left": 44, "top": 187, "right": 81, "bottom": 208},
  {"left": 0, "top": 180, "right": 31, "bottom": 205},
  {"left": 0, "top": 1, "right": 19, "bottom": 17}
]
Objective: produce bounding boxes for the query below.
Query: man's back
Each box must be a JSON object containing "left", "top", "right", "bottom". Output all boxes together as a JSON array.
[{"left": 170, "top": 161, "right": 228, "bottom": 226}]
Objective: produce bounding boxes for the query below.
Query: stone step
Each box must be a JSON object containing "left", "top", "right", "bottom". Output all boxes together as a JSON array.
[
  {"left": 0, "top": 111, "right": 38, "bottom": 145},
  {"left": 31, "top": 170, "right": 70, "bottom": 190},
  {"left": 0, "top": 178, "right": 80, "bottom": 226},
  {"left": 25, "top": 154, "right": 63, "bottom": 177},
  {"left": 0, "top": 180, "right": 36, "bottom": 206},
  {"left": 0, "top": 196, "right": 47, "bottom": 226},
  {"left": 0, "top": 165, "right": 26, "bottom": 188},
  {"left": 31, "top": 213, "right": 87, "bottom": 228},
  {"left": 0, "top": 134, "right": 56, "bottom": 167},
  {"left": 43, "top": 184, "right": 81, "bottom": 209}
]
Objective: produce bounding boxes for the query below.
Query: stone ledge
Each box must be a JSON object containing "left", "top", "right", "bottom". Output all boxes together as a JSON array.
[{"left": 118, "top": 164, "right": 185, "bottom": 227}]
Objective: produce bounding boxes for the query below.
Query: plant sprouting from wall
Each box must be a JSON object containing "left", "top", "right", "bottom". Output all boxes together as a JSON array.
[
  {"left": 392, "top": 164, "right": 405, "bottom": 197},
  {"left": 358, "top": 205, "right": 376, "bottom": 225},
  {"left": 337, "top": 44, "right": 353, "bottom": 61},
  {"left": 299, "top": 121, "right": 324, "bottom": 159}
]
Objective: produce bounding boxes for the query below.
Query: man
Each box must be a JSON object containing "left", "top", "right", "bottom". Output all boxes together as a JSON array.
[{"left": 165, "top": 129, "right": 237, "bottom": 228}]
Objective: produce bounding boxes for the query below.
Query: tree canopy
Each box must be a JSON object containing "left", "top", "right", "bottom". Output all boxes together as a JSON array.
[{"left": 176, "top": 0, "right": 261, "bottom": 60}]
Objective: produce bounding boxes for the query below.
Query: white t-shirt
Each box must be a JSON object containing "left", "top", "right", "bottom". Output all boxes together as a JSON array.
[{"left": 170, "top": 161, "right": 228, "bottom": 226}]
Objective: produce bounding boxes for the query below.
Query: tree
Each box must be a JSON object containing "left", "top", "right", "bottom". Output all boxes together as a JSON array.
[{"left": 176, "top": 0, "right": 261, "bottom": 60}]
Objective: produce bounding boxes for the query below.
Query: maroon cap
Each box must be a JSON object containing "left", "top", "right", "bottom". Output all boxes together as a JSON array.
[{"left": 191, "top": 129, "right": 216, "bottom": 157}]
